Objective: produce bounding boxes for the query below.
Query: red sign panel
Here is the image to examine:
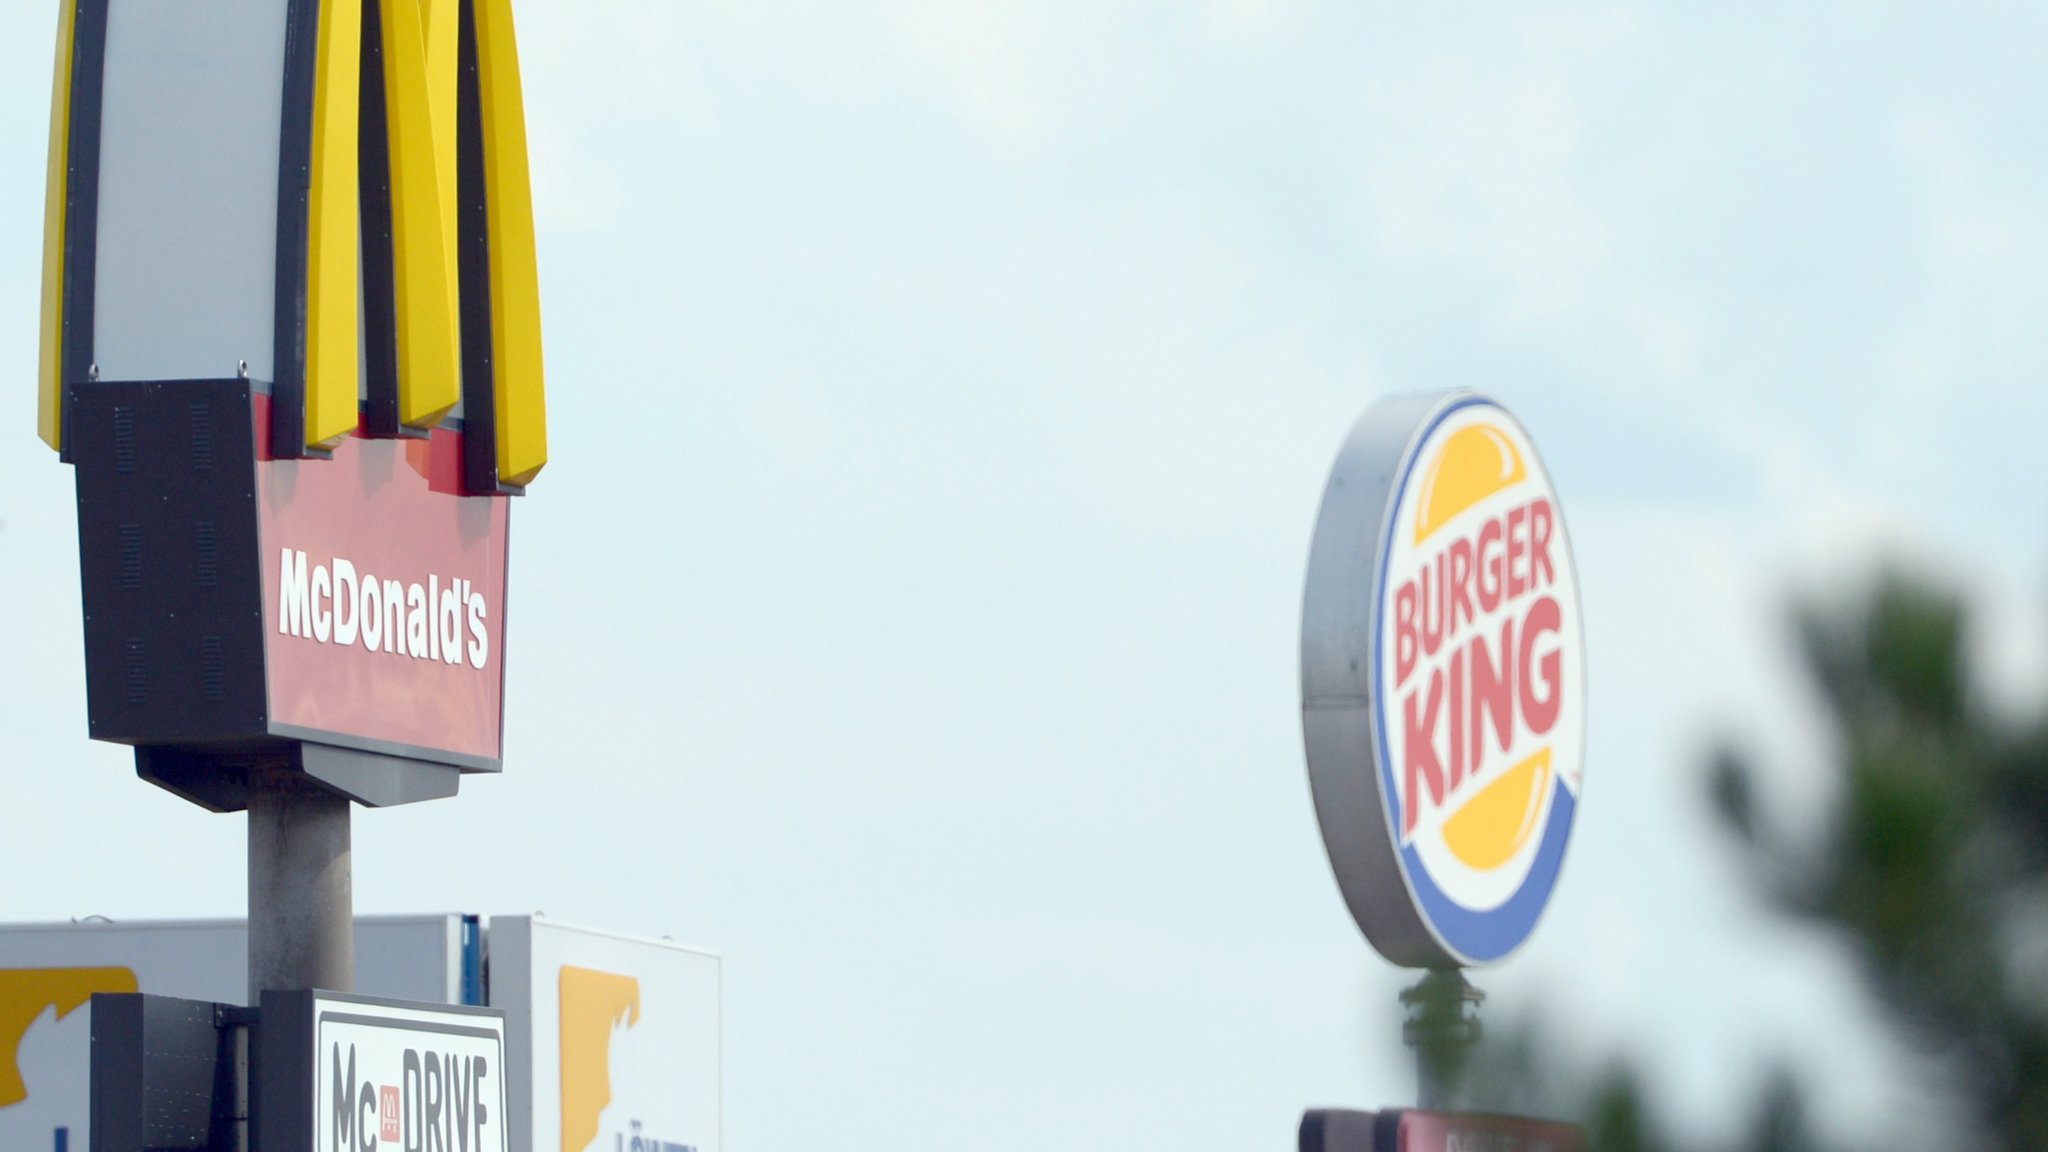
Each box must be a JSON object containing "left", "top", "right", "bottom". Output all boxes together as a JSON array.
[
  {"left": 1388, "top": 1111, "right": 1584, "bottom": 1152},
  {"left": 255, "top": 396, "right": 509, "bottom": 768}
]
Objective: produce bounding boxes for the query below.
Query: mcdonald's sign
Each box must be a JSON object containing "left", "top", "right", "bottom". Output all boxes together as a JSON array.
[{"left": 36, "top": 0, "right": 548, "bottom": 810}]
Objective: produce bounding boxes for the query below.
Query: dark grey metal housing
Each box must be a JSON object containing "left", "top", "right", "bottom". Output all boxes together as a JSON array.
[{"left": 89, "top": 993, "right": 244, "bottom": 1152}]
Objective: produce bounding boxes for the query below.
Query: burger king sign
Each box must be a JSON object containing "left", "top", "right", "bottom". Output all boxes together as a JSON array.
[{"left": 1302, "top": 392, "right": 1586, "bottom": 968}]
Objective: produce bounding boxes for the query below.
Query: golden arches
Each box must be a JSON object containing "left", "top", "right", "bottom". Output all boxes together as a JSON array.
[
  {"left": 310, "top": 0, "right": 548, "bottom": 483},
  {"left": 40, "top": 0, "right": 546, "bottom": 490}
]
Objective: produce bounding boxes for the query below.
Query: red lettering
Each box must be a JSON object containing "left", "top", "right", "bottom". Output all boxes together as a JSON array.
[
  {"left": 1394, "top": 580, "right": 1419, "bottom": 687},
  {"left": 1475, "top": 518, "right": 1503, "bottom": 612},
  {"left": 1402, "top": 668, "right": 1446, "bottom": 837},
  {"left": 1529, "top": 498, "right": 1556, "bottom": 590},
  {"left": 1420, "top": 552, "right": 1446, "bottom": 658},
  {"left": 1448, "top": 538, "right": 1476, "bottom": 644},
  {"left": 1447, "top": 646, "right": 1466, "bottom": 792},
  {"left": 1506, "top": 505, "right": 1528, "bottom": 600},
  {"left": 1468, "top": 616, "right": 1515, "bottom": 781},
  {"left": 1519, "top": 595, "right": 1563, "bottom": 735}
]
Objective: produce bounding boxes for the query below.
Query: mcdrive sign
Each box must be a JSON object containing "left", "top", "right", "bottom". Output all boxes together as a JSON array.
[
  {"left": 1302, "top": 392, "right": 1586, "bottom": 968},
  {"left": 37, "top": 0, "right": 547, "bottom": 809},
  {"left": 259, "top": 992, "right": 507, "bottom": 1152}
]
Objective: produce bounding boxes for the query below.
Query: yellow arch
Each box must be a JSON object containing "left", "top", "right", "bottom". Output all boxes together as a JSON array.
[
  {"left": 304, "top": 0, "right": 364, "bottom": 450},
  {"left": 377, "top": 0, "right": 462, "bottom": 430},
  {"left": 37, "top": 0, "right": 76, "bottom": 453},
  {"left": 474, "top": 0, "right": 548, "bottom": 487}
]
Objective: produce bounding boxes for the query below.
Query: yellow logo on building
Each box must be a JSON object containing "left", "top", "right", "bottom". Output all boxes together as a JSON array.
[
  {"left": 0, "top": 967, "right": 138, "bottom": 1108},
  {"left": 559, "top": 965, "right": 642, "bottom": 1152}
]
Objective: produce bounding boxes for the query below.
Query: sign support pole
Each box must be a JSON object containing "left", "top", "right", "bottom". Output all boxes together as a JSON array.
[
  {"left": 247, "top": 773, "right": 354, "bottom": 1002},
  {"left": 1402, "top": 969, "right": 1482, "bottom": 1111}
]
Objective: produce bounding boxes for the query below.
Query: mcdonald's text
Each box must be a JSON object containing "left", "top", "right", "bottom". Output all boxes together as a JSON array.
[{"left": 278, "top": 548, "right": 491, "bottom": 671}]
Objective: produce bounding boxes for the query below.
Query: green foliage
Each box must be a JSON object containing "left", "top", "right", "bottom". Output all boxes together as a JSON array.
[
  {"left": 1716, "top": 570, "right": 2048, "bottom": 1150},
  {"left": 1473, "top": 567, "right": 2048, "bottom": 1152},
  {"left": 1580, "top": 1070, "right": 1670, "bottom": 1152},
  {"left": 1465, "top": 1031, "right": 1816, "bottom": 1152}
]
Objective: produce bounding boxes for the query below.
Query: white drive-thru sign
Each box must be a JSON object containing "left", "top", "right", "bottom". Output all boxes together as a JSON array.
[{"left": 315, "top": 996, "right": 508, "bottom": 1152}]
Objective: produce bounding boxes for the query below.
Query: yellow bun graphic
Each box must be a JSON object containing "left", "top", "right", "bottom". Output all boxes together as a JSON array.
[
  {"left": 1443, "top": 747, "right": 1551, "bottom": 870},
  {"left": 1414, "top": 423, "right": 1527, "bottom": 544}
]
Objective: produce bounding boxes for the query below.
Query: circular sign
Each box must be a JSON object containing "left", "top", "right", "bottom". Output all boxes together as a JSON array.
[{"left": 1301, "top": 392, "right": 1585, "bottom": 968}]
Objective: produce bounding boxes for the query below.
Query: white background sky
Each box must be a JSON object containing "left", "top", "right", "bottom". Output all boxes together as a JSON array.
[{"left": 5, "top": 2, "right": 2048, "bottom": 1149}]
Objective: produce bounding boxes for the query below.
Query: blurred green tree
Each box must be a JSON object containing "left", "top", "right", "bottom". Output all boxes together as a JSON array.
[
  {"left": 1708, "top": 569, "right": 2048, "bottom": 1151},
  {"left": 1470, "top": 569, "right": 2048, "bottom": 1152},
  {"left": 1465, "top": 1014, "right": 1820, "bottom": 1152}
]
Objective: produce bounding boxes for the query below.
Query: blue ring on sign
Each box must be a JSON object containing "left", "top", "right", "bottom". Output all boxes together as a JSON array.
[{"left": 1370, "top": 395, "right": 1577, "bottom": 966}]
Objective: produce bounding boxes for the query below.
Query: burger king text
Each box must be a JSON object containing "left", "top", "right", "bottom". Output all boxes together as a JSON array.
[{"left": 1391, "top": 496, "right": 1564, "bottom": 840}]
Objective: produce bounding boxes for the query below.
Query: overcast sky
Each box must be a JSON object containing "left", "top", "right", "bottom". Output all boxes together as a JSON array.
[{"left": 6, "top": 2, "right": 2048, "bottom": 1150}]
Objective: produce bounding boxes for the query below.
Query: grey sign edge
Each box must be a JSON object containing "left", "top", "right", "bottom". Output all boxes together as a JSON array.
[{"left": 1300, "top": 388, "right": 1485, "bottom": 970}]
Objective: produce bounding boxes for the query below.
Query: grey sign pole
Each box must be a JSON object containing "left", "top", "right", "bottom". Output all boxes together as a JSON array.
[
  {"left": 1402, "top": 968, "right": 1482, "bottom": 1111},
  {"left": 246, "top": 772, "right": 353, "bottom": 1002}
]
